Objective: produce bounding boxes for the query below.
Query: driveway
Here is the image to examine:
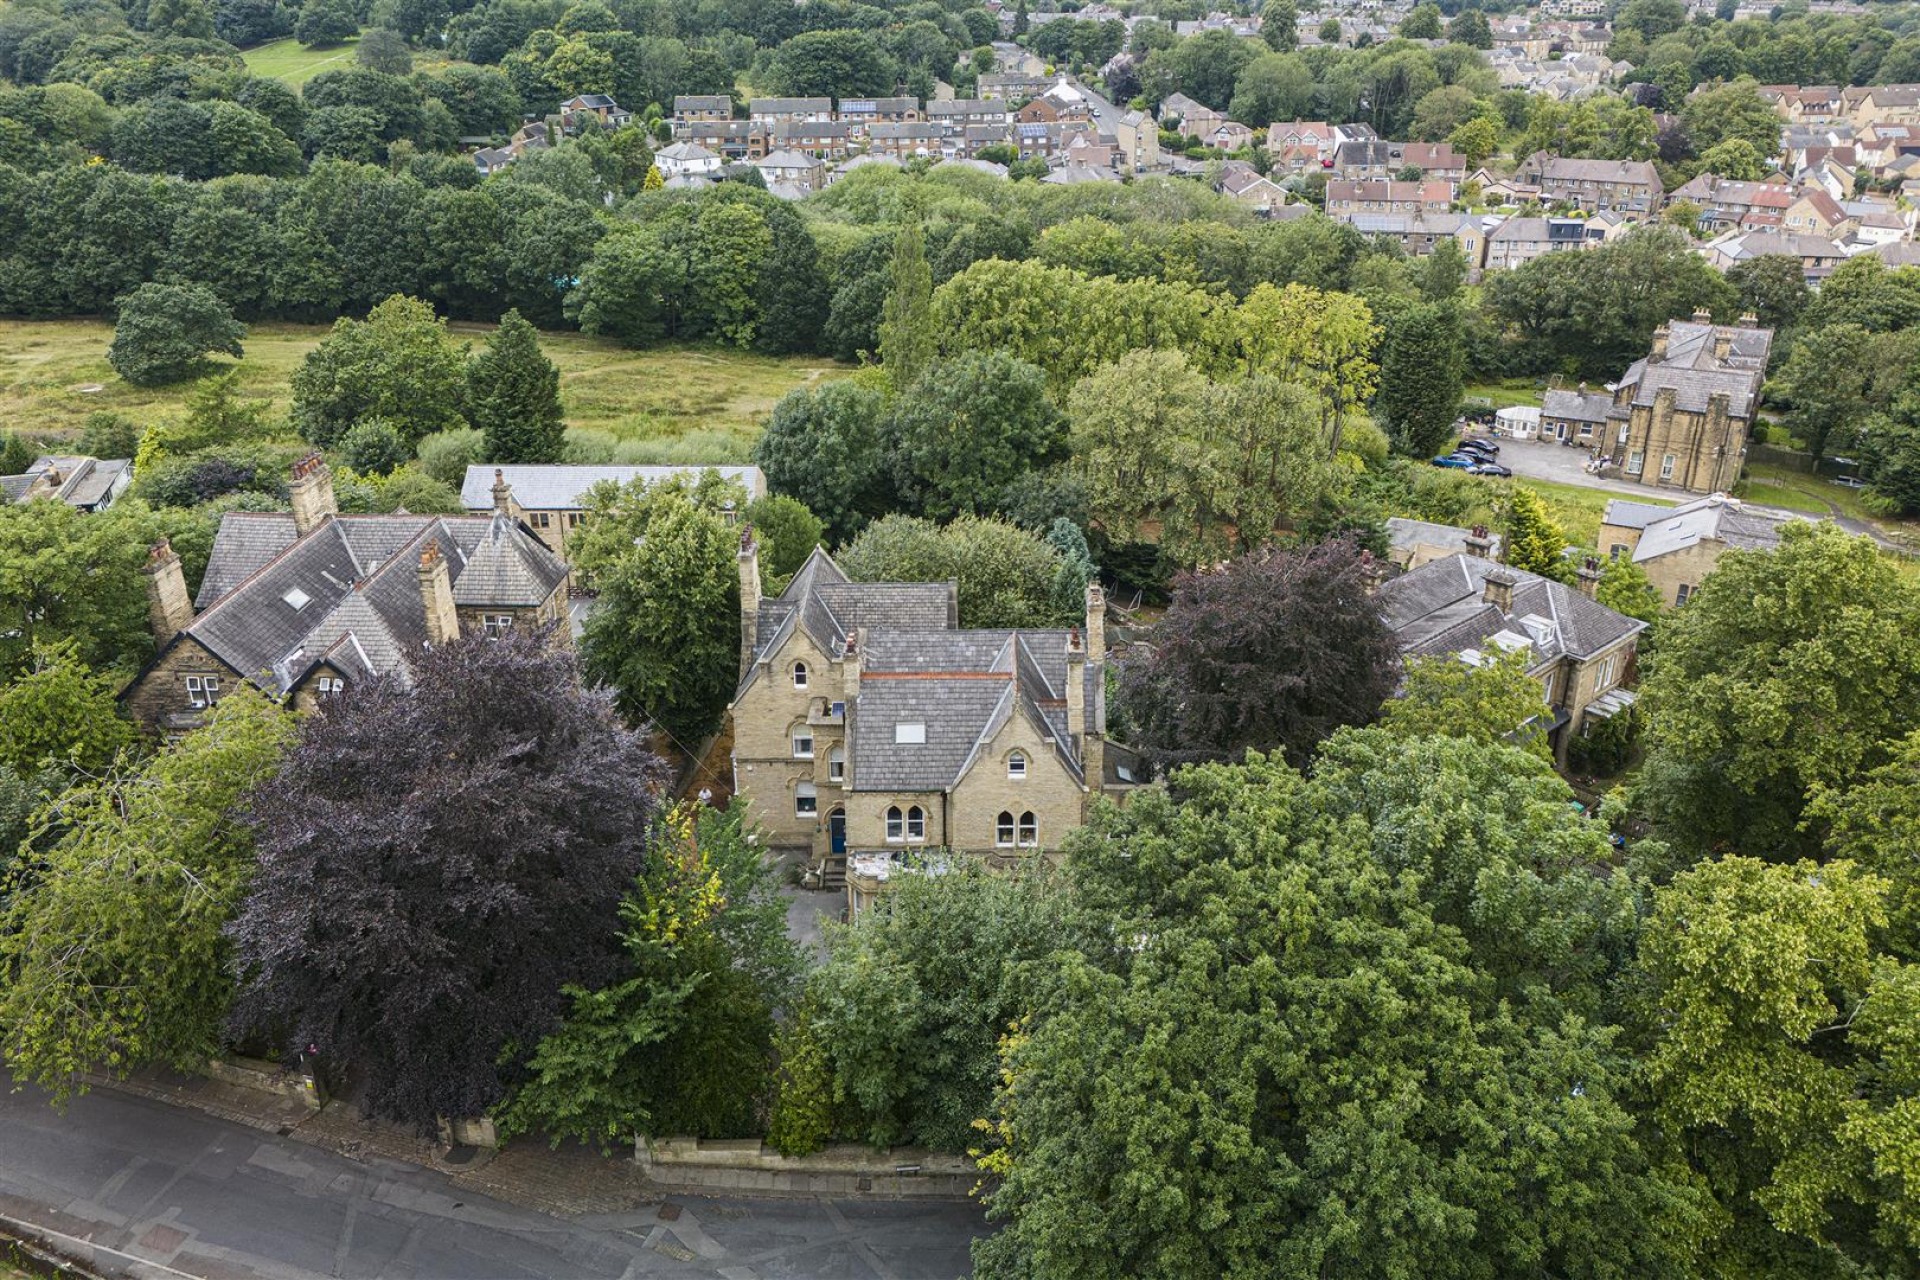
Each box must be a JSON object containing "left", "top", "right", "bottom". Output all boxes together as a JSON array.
[{"left": 0, "top": 1078, "right": 985, "bottom": 1280}]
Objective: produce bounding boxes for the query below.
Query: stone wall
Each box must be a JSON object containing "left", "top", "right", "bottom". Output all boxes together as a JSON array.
[
  {"left": 122, "top": 636, "right": 239, "bottom": 732},
  {"left": 633, "top": 1137, "right": 976, "bottom": 1200}
]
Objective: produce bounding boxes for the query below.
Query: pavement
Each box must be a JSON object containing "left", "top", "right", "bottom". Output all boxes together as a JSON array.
[{"left": 0, "top": 1074, "right": 986, "bottom": 1280}]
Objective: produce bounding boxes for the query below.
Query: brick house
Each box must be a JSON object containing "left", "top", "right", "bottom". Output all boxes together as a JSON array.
[
  {"left": 123, "top": 457, "right": 570, "bottom": 734},
  {"left": 1379, "top": 552, "right": 1645, "bottom": 764},
  {"left": 727, "top": 538, "right": 1134, "bottom": 889}
]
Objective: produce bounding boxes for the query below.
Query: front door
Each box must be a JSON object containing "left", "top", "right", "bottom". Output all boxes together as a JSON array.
[{"left": 829, "top": 809, "right": 846, "bottom": 855}]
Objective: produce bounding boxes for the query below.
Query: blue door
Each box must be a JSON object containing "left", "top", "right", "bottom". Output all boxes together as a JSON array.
[{"left": 830, "top": 809, "right": 846, "bottom": 855}]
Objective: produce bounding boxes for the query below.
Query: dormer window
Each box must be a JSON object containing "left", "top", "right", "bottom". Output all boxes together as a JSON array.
[
  {"left": 793, "top": 661, "right": 808, "bottom": 689},
  {"left": 1008, "top": 751, "right": 1027, "bottom": 780}
]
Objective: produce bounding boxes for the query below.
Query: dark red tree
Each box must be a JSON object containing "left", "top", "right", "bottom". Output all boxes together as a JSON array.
[
  {"left": 227, "top": 628, "right": 665, "bottom": 1128},
  {"left": 1118, "top": 537, "right": 1400, "bottom": 770}
]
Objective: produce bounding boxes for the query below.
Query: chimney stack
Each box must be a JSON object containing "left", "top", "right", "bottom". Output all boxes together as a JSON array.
[
  {"left": 1084, "top": 581, "right": 1106, "bottom": 663},
  {"left": 1065, "top": 625, "right": 1086, "bottom": 758},
  {"left": 1465, "top": 523, "right": 1494, "bottom": 559},
  {"left": 491, "top": 468, "right": 513, "bottom": 515},
  {"left": 1576, "top": 556, "right": 1602, "bottom": 599},
  {"left": 1713, "top": 329, "right": 1733, "bottom": 362},
  {"left": 1690, "top": 306, "right": 1712, "bottom": 324},
  {"left": 843, "top": 629, "right": 862, "bottom": 702},
  {"left": 738, "top": 525, "right": 761, "bottom": 678},
  {"left": 1483, "top": 567, "right": 1517, "bottom": 614},
  {"left": 289, "top": 452, "right": 338, "bottom": 536},
  {"left": 418, "top": 544, "right": 459, "bottom": 646},
  {"left": 1649, "top": 324, "right": 1670, "bottom": 361},
  {"left": 143, "top": 539, "right": 194, "bottom": 645}
]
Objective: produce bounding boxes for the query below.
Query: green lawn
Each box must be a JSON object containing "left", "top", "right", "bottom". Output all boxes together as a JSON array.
[
  {"left": 1509, "top": 475, "right": 1665, "bottom": 548},
  {"left": 1733, "top": 477, "right": 1831, "bottom": 515},
  {"left": 240, "top": 37, "right": 361, "bottom": 85},
  {"left": 0, "top": 319, "right": 846, "bottom": 460},
  {"left": 1462, "top": 379, "right": 1545, "bottom": 409}
]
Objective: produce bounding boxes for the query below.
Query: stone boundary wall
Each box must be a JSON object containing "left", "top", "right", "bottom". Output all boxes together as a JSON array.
[
  {"left": 633, "top": 1137, "right": 977, "bottom": 1200},
  {"left": 204, "top": 1056, "right": 323, "bottom": 1111}
]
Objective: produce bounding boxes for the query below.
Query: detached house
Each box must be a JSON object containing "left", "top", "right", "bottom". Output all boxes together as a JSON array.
[
  {"left": 1, "top": 454, "right": 130, "bottom": 512},
  {"left": 727, "top": 537, "right": 1132, "bottom": 887},
  {"left": 124, "top": 457, "right": 570, "bottom": 734},
  {"left": 1601, "top": 311, "right": 1775, "bottom": 495}
]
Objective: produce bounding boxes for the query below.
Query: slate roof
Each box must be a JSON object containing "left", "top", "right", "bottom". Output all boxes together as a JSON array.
[
  {"left": 2, "top": 455, "right": 130, "bottom": 511},
  {"left": 185, "top": 510, "right": 568, "bottom": 695},
  {"left": 1377, "top": 554, "right": 1644, "bottom": 666},
  {"left": 1612, "top": 317, "right": 1772, "bottom": 417},
  {"left": 739, "top": 548, "right": 1101, "bottom": 792},
  {"left": 1541, "top": 388, "right": 1614, "bottom": 422},
  {"left": 1627, "top": 494, "right": 1796, "bottom": 561},
  {"left": 1387, "top": 518, "right": 1501, "bottom": 560},
  {"left": 459, "top": 464, "right": 765, "bottom": 511}
]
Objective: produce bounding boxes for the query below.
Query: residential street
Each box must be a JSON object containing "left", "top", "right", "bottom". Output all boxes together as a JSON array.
[{"left": 0, "top": 1077, "right": 984, "bottom": 1280}]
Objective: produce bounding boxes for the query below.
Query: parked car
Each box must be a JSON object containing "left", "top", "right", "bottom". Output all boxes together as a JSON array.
[
  {"left": 1469, "top": 462, "right": 1513, "bottom": 478},
  {"left": 1832, "top": 475, "right": 1868, "bottom": 489},
  {"left": 1459, "top": 439, "right": 1500, "bottom": 457},
  {"left": 1431, "top": 454, "right": 1478, "bottom": 469}
]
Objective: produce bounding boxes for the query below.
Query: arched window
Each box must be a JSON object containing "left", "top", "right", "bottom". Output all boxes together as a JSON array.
[
  {"left": 906, "top": 805, "right": 926, "bottom": 841},
  {"left": 1007, "top": 751, "right": 1027, "bottom": 780},
  {"left": 1017, "top": 811, "right": 1038, "bottom": 847},
  {"left": 828, "top": 746, "right": 845, "bottom": 782},
  {"left": 795, "top": 782, "right": 817, "bottom": 817},
  {"left": 996, "top": 811, "right": 1015, "bottom": 847},
  {"left": 791, "top": 723, "right": 814, "bottom": 758},
  {"left": 793, "top": 661, "right": 808, "bottom": 689},
  {"left": 886, "top": 805, "right": 904, "bottom": 842}
]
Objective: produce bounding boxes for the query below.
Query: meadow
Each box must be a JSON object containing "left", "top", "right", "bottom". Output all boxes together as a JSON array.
[
  {"left": 0, "top": 319, "right": 847, "bottom": 461},
  {"left": 238, "top": 37, "right": 363, "bottom": 86}
]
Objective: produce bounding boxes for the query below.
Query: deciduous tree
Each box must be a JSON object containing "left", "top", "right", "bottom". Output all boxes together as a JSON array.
[
  {"left": 291, "top": 294, "right": 468, "bottom": 447},
  {"left": 228, "top": 631, "right": 664, "bottom": 1128},
  {"left": 107, "top": 283, "right": 246, "bottom": 388},
  {"left": 1118, "top": 538, "right": 1400, "bottom": 769},
  {"left": 1379, "top": 648, "right": 1552, "bottom": 759},
  {"left": 891, "top": 352, "right": 1066, "bottom": 520},
  {"left": 0, "top": 691, "right": 293, "bottom": 1101}
]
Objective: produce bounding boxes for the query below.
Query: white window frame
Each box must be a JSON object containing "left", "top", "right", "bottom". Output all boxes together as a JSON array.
[
  {"left": 1659, "top": 453, "right": 1676, "bottom": 482},
  {"left": 1007, "top": 751, "right": 1027, "bottom": 780},
  {"left": 885, "top": 805, "right": 904, "bottom": 842},
  {"left": 315, "top": 676, "right": 346, "bottom": 696},
  {"left": 1627, "top": 450, "right": 1645, "bottom": 475},
  {"left": 185, "top": 675, "right": 220, "bottom": 708},
  {"left": 1016, "top": 811, "right": 1038, "bottom": 848},
  {"left": 791, "top": 726, "right": 814, "bottom": 759},
  {"left": 795, "top": 782, "right": 818, "bottom": 818},
  {"left": 996, "top": 811, "right": 1016, "bottom": 847},
  {"left": 793, "top": 661, "right": 808, "bottom": 690},
  {"left": 1596, "top": 654, "right": 1618, "bottom": 689},
  {"left": 1617, "top": 425, "right": 1629, "bottom": 445},
  {"left": 482, "top": 614, "right": 513, "bottom": 638},
  {"left": 827, "top": 746, "right": 845, "bottom": 783},
  {"left": 905, "top": 805, "right": 926, "bottom": 841}
]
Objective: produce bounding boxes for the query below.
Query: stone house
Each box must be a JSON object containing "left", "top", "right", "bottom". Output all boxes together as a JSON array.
[
  {"left": 679, "top": 120, "right": 762, "bottom": 160},
  {"left": 1, "top": 454, "right": 130, "bottom": 512},
  {"left": 769, "top": 120, "right": 854, "bottom": 160},
  {"left": 727, "top": 538, "right": 1133, "bottom": 887},
  {"left": 1386, "top": 518, "right": 1503, "bottom": 570},
  {"left": 458, "top": 464, "right": 765, "bottom": 566},
  {"left": 1483, "top": 215, "right": 1593, "bottom": 270},
  {"left": 1523, "top": 154, "right": 1663, "bottom": 216},
  {"left": 754, "top": 149, "right": 826, "bottom": 194},
  {"left": 1540, "top": 384, "right": 1615, "bottom": 445},
  {"left": 123, "top": 457, "right": 570, "bottom": 734},
  {"left": 867, "top": 122, "right": 946, "bottom": 157},
  {"left": 747, "top": 97, "right": 833, "bottom": 124},
  {"left": 1378, "top": 553, "right": 1645, "bottom": 764},
  {"left": 1600, "top": 311, "right": 1774, "bottom": 495},
  {"left": 835, "top": 97, "right": 920, "bottom": 137},
  {"left": 1266, "top": 120, "right": 1335, "bottom": 172},
  {"left": 1597, "top": 493, "right": 1797, "bottom": 607}
]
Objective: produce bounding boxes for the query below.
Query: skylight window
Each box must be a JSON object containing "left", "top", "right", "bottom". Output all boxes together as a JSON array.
[
  {"left": 895, "top": 722, "right": 926, "bottom": 744},
  {"left": 283, "top": 588, "right": 312, "bottom": 611}
]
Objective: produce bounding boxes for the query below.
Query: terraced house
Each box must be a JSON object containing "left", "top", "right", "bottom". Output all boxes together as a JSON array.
[{"left": 727, "top": 535, "right": 1133, "bottom": 887}]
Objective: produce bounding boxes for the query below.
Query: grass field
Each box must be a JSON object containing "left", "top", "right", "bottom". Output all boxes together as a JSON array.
[
  {"left": 1462, "top": 379, "right": 1546, "bottom": 410},
  {"left": 1510, "top": 475, "right": 1659, "bottom": 548},
  {"left": 0, "top": 319, "right": 846, "bottom": 461},
  {"left": 239, "top": 37, "right": 362, "bottom": 86}
]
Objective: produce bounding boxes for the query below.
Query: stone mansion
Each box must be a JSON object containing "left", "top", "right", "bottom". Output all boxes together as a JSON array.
[{"left": 726, "top": 531, "right": 1133, "bottom": 882}]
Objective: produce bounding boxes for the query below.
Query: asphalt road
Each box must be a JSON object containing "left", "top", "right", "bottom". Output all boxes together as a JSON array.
[{"left": 0, "top": 1079, "right": 984, "bottom": 1280}]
